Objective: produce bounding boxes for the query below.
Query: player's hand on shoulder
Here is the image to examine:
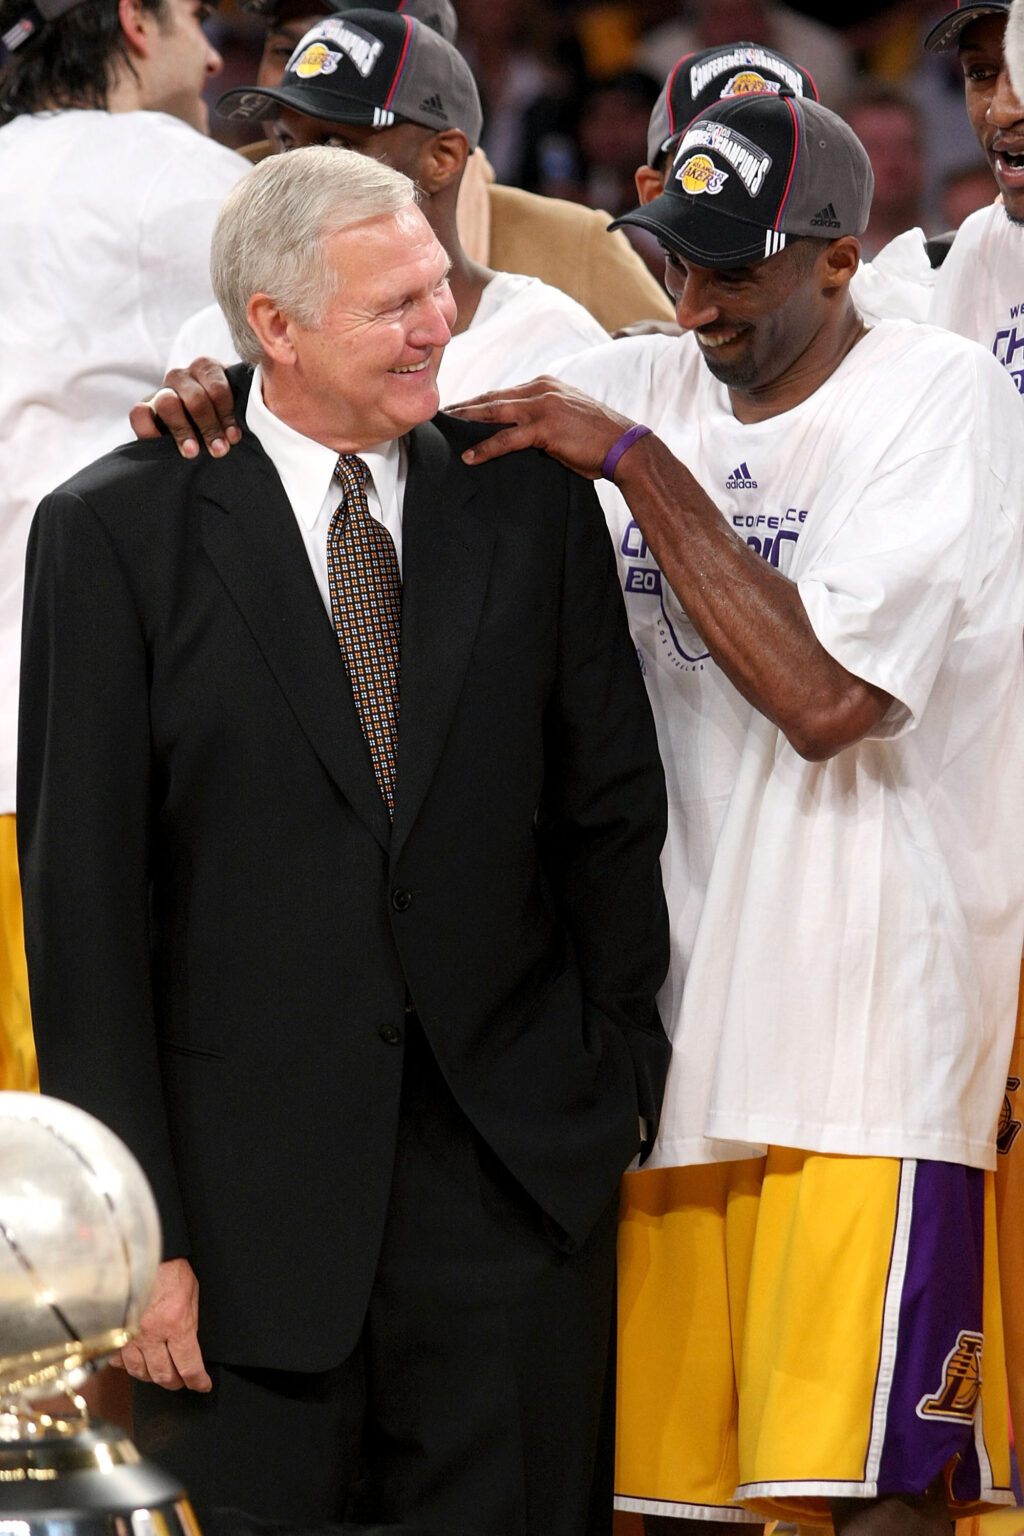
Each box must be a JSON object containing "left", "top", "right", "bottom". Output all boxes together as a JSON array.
[
  {"left": 129, "top": 359, "right": 240, "bottom": 461},
  {"left": 448, "top": 375, "right": 634, "bottom": 480}
]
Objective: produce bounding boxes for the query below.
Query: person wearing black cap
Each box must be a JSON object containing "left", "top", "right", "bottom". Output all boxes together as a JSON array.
[
  {"left": 142, "top": 9, "right": 611, "bottom": 451},
  {"left": 0, "top": 0, "right": 245, "bottom": 1101},
  {"left": 451, "top": 87, "right": 1024, "bottom": 1536},
  {"left": 19, "top": 143, "right": 670, "bottom": 1533},
  {"left": 630, "top": 40, "right": 937, "bottom": 333},
  {"left": 226, "top": 0, "right": 673, "bottom": 332}
]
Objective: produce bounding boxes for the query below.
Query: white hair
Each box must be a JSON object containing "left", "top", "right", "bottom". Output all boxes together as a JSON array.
[
  {"left": 210, "top": 146, "right": 417, "bottom": 367},
  {"left": 1006, "top": 0, "right": 1024, "bottom": 105}
]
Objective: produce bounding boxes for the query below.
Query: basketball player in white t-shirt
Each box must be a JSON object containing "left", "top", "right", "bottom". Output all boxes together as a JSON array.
[{"left": 451, "top": 89, "right": 1024, "bottom": 1536}]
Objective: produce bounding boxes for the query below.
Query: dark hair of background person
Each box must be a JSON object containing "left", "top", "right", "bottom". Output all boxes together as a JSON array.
[{"left": 0, "top": 0, "right": 167, "bottom": 114}]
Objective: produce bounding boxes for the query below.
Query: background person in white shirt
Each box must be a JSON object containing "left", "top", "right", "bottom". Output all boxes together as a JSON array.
[
  {"left": 451, "top": 89, "right": 1024, "bottom": 1536},
  {"left": 0, "top": 0, "right": 245, "bottom": 1095}
]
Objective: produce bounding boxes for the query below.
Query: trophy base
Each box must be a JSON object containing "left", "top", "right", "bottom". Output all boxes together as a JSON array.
[{"left": 0, "top": 1418, "right": 200, "bottom": 1536}]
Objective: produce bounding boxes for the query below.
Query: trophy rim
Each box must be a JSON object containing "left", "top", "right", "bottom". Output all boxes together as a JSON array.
[{"left": 0, "top": 1329, "right": 133, "bottom": 1402}]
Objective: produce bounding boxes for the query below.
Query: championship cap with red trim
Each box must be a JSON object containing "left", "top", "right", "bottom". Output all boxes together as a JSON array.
[
  {"left": 217, "top": 9, "right": 481, "bottom": 147},
  {"left": 614, "top": 91, "right": 873, "bottom": 270},
  {"left": 646, "top": 41, "right": 819, "bottom": 166},
  {"left": 924, "top": 0, "right": 1009, "bottom": 51},
  {"left": 235, "top": 0, "right": 458, "bottom": 46}
]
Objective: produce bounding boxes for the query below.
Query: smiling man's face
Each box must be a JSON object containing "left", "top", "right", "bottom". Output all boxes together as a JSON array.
[
  {"left": 663, "top": 239, "right": 831, "bottom": 401},
  {"left": 960, "top": 15, "right": 1024, "bottom": 221}
]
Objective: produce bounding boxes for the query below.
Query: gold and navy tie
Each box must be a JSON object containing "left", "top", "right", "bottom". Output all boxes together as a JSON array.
[{"left": 327, "top": 455, "right": 401, "bottom": 818}]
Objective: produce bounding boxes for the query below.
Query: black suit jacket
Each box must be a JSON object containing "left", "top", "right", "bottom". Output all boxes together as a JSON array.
[{"left": 19, "top": 379, "right": 670, "bottom": 1371}]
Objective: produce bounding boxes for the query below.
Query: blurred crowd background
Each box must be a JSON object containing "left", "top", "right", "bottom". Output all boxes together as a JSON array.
[{"left": 205, "top": 0, "right": 1000, "bottom": 277}]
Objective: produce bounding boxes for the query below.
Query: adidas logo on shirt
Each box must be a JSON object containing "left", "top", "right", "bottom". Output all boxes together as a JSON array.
[
  {"left": 726, "top": 462, "right": 757, "bottom": 489},
  {"left": 419, "top": 92, "right": 446, "bottom": 117},
  {"left": 810, "top": 202, "right": 841, "bottom": 229}
]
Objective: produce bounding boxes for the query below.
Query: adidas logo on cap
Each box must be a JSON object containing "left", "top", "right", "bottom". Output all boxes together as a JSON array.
[
  {"left": 726, "top": 462, "right": 757, "bottom": 489},
  {"left": 810, "top": 202, "right": 841, "bottom": 229},
  {"left": 419, "top": 91, "right": 446, "bottom": 117}
]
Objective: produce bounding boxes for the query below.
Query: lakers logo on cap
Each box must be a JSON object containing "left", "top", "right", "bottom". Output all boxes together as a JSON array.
[
  {"left": 916, "top": 1330, "right": 984, "bottom": 1423},
  {"left": 722, "top": 71, "right": 783, "bottom": 98},
  {"left": 293, "top": 42, "right": 339, "bottom": 79},
  {"left": 677, "top": 154, "right": 729, "bottom": 196}
]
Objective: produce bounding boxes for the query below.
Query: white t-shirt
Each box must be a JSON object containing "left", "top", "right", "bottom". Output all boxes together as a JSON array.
[
  {"left": 849, "top": 226, "right": 935, "bottom": 325},
  {"left": 0, "top": 109, "right": 246, "bottom": 814},
  {"left": 167, "top": 269, "right": 609, "bottom": 405},
  {"left": 930, "top": 202, "right": 1024, "bottom": 397},
  {"left": 555, "top": 320, "right": 1024, "bottom": 1171}
]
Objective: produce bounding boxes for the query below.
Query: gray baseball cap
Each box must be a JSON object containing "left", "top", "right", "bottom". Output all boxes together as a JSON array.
[
  {"left": 217, "top": 9, "right": 482, "bottom": 148},
  {"left": 614, "top": 91, "right": 873, "bottom": 269},
  {"left": 924, "top": 1, "right": 1008, "bottom": 50},
  {"left": 647, "top": 42, "right": 819, "bottom": 166},
  {"left": 236, "top": 0, "right": 458, "bottom": 46}
]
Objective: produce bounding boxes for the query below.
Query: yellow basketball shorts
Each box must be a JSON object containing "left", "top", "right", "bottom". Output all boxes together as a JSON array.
[
  {"left": 0, "top": 815, "right": 37, "bottom": 1092},
  {"left": 615, "top": 1151, "right": 1012, "bottom": 1527}
]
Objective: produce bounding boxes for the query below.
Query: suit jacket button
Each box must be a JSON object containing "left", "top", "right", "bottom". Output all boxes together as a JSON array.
[
  {"left": 378, "top": 1024, "right": 402, "bottom": 1045},
  {"left": 391, "top": 888, "right": 412, "bottom": 912}
]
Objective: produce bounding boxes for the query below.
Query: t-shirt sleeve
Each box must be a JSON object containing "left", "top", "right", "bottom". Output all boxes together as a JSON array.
[
  {"left": 138, "top": 136, "right": 247, "bottom": 364},
  {"left": 797, "top": 355, "right": 1020, "bottom": 734}
]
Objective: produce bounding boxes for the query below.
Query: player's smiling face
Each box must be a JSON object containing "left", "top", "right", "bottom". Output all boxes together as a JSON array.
[
  {"left": 663, "top": 240, "right": 832, "bottom": 401},
  {"left": 960, "top": 15, "right": 1024, "bottom": 222}
]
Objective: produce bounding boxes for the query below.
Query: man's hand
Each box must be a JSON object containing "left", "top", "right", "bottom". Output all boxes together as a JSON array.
[
  {"left": 447, "top": 377, "right": 636, "bottom": 480},
  {"left": 129, "top": 359, "right": 240, "bottom": 461},
  {"left": 110, "top": 1256, "right": 212, "bottom": 1392}
]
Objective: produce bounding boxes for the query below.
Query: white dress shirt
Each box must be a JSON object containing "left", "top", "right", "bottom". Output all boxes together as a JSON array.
[{"left": 246, "top": 366, "right": 406, "bottom": 613}]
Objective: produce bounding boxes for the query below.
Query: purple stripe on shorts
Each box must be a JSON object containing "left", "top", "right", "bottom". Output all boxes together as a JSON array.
[{"left": 876, "top": 1161, "right": 987, "bottom": 1500}]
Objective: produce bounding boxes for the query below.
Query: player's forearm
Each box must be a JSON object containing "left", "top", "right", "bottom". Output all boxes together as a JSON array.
[{"left": 617, "top": 433, "right": 891, "bottom": 758}]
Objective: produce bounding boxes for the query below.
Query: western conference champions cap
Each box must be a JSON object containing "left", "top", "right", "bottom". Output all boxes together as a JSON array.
[
  {"left": 235, "top": 0, "right": 458, "bottom": 45},
  {"left": 615, "top": 91, "right": 873, "bottom": 270},
  {"left": 647, "top": 42, "right": 819, "bottom": 166},
  {"left": 217, "top": 9, "right": 482, "bottom": 147},
  {"left": 924, "top": 0, "right": 1009, "bottom": 50}
]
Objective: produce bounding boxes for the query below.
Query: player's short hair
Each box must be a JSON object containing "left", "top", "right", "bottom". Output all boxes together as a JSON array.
[
  {"left": 0, "top": 0, "right": 168, "bottom": 114},
  {"left": 211, "top": 145, "right": 417, "bottom": 368}
]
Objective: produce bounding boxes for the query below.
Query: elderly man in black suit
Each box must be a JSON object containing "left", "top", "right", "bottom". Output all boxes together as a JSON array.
[{"left": 17, "top": 147, "right": 670, "bottom": 1536}]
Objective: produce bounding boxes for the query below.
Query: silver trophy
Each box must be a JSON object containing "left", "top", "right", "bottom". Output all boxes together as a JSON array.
[{"left": 0, "top": 1092, "right": 199, "bottom": 1536}]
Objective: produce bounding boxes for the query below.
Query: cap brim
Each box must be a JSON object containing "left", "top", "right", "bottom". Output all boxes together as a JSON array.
[
  {"left": 611, "top": 194, "right": 775, "bottom": 270},
  {"left": 924, "top": 4, "right": 1008, "bottom": 51},
  {"left": 216, "top": 83, "right": 387, "bottom": 124}
]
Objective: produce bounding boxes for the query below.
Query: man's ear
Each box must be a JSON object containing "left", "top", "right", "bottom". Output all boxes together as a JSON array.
[
  {"left": 821, "top": 235, "right": 861, "bottom": 292},
  {"left": 118, "top": 0, "right": 160, "bottom": 59},
  {"left": 418, "top": 129, "right": 470, "bottom": 195},
  {"left": 248, "top": 294, "right": 298, "bottom": 365},
  {"left": 634, "top": 164, "right": 666, "bottom": 206}
]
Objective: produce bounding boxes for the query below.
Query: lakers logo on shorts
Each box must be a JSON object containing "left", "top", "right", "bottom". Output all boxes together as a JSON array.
[
  {"left": 916, "top": 1330, "right": 984, "bottom": 1423},
  {"left": 293, "top": 43, "right": 339, "bottom": 79},
  {"left": 676, "top": 154, "right": 729, "bottom": 197},
  {"left": 998, "top": 1076, "right": 1021, "bottom": 1155}
]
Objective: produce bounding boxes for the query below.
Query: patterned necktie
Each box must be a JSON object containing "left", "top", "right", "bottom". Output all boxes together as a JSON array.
[{"left": 327, "top": 455, "right": 401, "bottom": 818}]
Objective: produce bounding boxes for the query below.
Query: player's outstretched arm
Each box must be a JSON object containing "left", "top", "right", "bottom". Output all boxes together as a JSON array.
[{"left": 450, "top": 378, "right": 891, "bottom": 760}]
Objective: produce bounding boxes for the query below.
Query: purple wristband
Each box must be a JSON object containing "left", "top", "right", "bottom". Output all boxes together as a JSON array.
[{"left": 602, "top": 423, "right": 652, "bottom": 481}]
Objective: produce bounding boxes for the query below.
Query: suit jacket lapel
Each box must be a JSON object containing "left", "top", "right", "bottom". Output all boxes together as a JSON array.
[
  {"left": 393, "top": 419, "right": 495, "bottom": 854},
  {"left": 198, "top": 434, "right": 392, "bottom": 852}
]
